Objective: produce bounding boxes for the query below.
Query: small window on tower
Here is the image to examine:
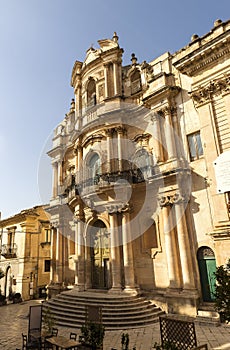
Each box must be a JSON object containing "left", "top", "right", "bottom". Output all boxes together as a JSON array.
[
  {"left": 44, "top": 260, "right": 51, "bottom": 272},
  {"left": 130, "top": 70, "right": 141, "bottom": 94},
  {"left": 87, "top": 78, "right": 96, "bottom": 108}
]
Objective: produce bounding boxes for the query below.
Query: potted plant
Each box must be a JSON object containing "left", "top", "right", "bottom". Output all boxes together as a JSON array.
[
  {"left": 121, "top": 333, "right": 129, "bottom": 350},
  {"left": 80, "top": 321, "right": 105, "bottom": 350},
  {"left": 42, "top": 307, "right": 56, "bottom": 336},
  {"left": 214, "top": 258, "right": 230, "bottom": 323}
]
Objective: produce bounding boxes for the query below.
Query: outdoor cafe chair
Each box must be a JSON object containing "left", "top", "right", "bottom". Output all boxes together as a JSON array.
[
  {"left": 22, "top": 333, "right": 40, "bottom": 350},
  {"left": 51, "top": 327, "right": 58, "bottom": 336}
]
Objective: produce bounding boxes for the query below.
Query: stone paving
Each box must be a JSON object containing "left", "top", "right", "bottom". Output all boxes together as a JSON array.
[{"left": 0, "top": 300, "right": 229, "bottom": 350}]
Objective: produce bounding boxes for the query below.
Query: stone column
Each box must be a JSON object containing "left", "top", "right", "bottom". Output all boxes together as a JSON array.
[
  {"left": 161, "top": 106, "right": 177, "bottom": 160},
  {"left": 122, "top": 210, "right": 138, "bottom": 294},
  {"left": 58, "top": 161, "right": 63, "bottom": 186},
  {"left": 174, "top": 195, "right": 196, "bottom": 290},
  {"left": 152, "top": 113, "right": 164, "bottom": 162},
  {"left": 117, "top": 127, "right": 124, "bottom": 172},
  {"left": 55, "top": 226, "right": 60, "bottom": 282},
  {"left": 106, "top": 129, "right": 112, "bottom": 173},
  {"left": 76, "top": 144, "right": 83, "bottom": 183},
  {"left": 74, "top": 216, "right": 85, "bottom": 291},
  {"left": 109, "top": 212, "right": 122, "bottom": 292},
  {"left": 113, "top": 61, "right": 119, "bottom": 96},
  {"left": 50, "top": 227, "right": 56, "bottom": 281},
  {"left": 52, "top": 162, "right": 58, "bottom": 198},
  {"left": 104, "top": 63, "right": 109, "bottom": 99},
  {"left": 160, "top": 196, "right": 182, "bottom": 289}
]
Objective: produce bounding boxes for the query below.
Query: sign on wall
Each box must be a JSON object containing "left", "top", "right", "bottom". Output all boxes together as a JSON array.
[{"left": 213, "top": 150, "right": 230, "bottom": 194}]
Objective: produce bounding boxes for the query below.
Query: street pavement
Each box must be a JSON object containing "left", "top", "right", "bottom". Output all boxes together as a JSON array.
[{"left": 0, "top": 299, "right": 229, "bottom": 350}]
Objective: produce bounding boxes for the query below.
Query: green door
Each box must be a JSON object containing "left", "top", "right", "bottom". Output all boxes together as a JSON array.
[{"left": 197, "top": 247, "right": 216, "bottom": 302}]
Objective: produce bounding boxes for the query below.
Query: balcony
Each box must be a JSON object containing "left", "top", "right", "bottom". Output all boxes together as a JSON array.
[
  {"left": 77, "top": 166, "right": 155, "bottom": 196},
  {"left": 1, "top": 243, "right": 17, "bottom": 258}
]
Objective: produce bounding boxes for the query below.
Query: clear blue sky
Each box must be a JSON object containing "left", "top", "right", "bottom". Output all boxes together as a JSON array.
[{"left": 0, "top": 0, "right": 230, "bottom": 219}]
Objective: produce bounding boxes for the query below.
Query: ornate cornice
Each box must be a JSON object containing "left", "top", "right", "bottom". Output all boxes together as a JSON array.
[
  {"left": 81, "top": 133, "right": 104, "bottom": 147},
  {"left": 190, "top": 74, "right": 230, "bottom": 107},
  {"left": 133, "top": 133, "right": 151, "bottom": 144},
  {"left": 173, "top": 31, "right": 230, "bottom": 76}
]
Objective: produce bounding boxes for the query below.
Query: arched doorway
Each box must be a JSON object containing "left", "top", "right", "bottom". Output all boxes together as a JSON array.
[
  {"left": 197, "top": 246, "right": 216, "bottom": 302},
  {"left": 90, "top": 220, "right": 110, "bottom": 289}
]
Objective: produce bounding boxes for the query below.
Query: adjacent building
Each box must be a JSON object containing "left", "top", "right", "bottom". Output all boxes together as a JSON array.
[
  {"left": 0, "top": 205, "right": 51, "bottom": 301},
  {"left": 47, "top": 19, "right": 230, "bottom": 317}
]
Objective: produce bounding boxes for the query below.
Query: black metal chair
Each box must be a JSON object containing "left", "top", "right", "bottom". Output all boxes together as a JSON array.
[
  {"left": 51, "top": 327, "right": 58, "bottom": 336},
  {"left": 159, "top": 317, "right": 208, "bottom": 350},
  {"left": 22, "top": 333, "right": 40, "bottom": 350},
  {"left": 70, "top": 332, "right": 77, "bottom": 340},
  {"left": 67, "top": 332, "right": 78, "bottom": 350},
  {"left": 43, "top": 328, "right": 59, "bottom": 350}
]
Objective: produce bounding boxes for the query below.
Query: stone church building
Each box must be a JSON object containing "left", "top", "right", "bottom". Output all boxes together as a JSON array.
[{"left": 47, "top": 19, "right": 230, "bottom": 319}]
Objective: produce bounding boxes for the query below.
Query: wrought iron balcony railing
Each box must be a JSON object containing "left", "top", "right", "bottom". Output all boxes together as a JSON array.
[{"left": 1, "top": 243, "right": 17, "bottom": 258}]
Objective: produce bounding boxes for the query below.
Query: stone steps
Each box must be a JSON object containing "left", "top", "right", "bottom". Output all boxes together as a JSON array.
[
  {"left": 43, "top": 290, "right": 164, "bottom": 330},
  {"left": 196, "top": 303, "right": 220, "bottom": 326}
]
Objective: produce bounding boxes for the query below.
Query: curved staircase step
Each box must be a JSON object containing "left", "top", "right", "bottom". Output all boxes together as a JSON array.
[{"left": 43, "top": 290, "right": 164, "bottom": 330}]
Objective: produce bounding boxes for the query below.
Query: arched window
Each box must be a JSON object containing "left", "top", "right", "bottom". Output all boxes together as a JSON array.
[
  {"left": 88, "top": 153, "right": 100, "bottom": 181},
  {"left": 132, "top": 149, "right": 153, "bottom": 181},
  {"left": 134, "top": 149, "right": 151, "bottom": 169},
  {"left": 130, "top": 70, "right": 141, "bottom": 94},
  {"left": 87, "top": 79, "right": 96, "bottom": 108}
]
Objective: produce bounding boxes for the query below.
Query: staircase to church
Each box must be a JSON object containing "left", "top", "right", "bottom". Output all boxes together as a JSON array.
[{"left": 43, "top": 289, "right": 164, "bottom": 330}]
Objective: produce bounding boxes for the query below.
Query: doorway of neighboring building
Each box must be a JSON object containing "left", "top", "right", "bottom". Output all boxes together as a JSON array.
[
  {"left": 4, "top": 265, "right": 12, "bottom": 299},
  {"left": 197, "top": 246, "right": 216, "bottom": 302},
  {"left": 90, "top": 220, "right": 110, "bottom": 289}
]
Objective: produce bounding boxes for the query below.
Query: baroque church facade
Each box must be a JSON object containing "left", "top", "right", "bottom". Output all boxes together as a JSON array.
[{"left": 47, "top": 19, "right": 230, "bottom": 317}]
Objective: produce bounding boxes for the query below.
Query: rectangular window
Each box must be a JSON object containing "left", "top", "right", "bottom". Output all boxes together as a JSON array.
[
  {"left": 44, "top": 260, "right": 51, "bottom": 272},
  {"left": 187, "top": 131, "right": 203, "bottom": 161},
  {"left": 45, "top": 229, "right": 51, "bottom": 243}
]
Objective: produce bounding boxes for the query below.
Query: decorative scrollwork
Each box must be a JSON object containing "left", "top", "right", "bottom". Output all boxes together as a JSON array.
[{"left": 190, "top": 74, "right": 230, "bottom": 106}]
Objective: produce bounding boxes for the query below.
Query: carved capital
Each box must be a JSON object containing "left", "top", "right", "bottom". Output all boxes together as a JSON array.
[
  {"left": 156, "top": 105, "right": 177, "bottom": 117},
  {"left": 51, "top": 220, "right": 59, "bottom": 228},
  {"left": 106, "top": 202, "right": 130, "bottom": 214},
  {"left": 158, "top": 192, "right": 189, "bottom": 207},
  {"left": 115, "top": 126, "right": 127, "bottom": 135},
  {"left": 158, "top": 195, "right": 175, "bottom": 207}
]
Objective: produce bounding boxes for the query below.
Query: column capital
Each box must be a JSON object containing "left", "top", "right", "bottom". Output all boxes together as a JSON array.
[
  {"left": 158, "top": 194, "right": 175, "bottom": 207},
  {"left": 104, "top": 128, "right": 114, "bottom": 137},
  {"left": 51, "top": 220, "right": 59, "bottom": 228},
  {"left": 103, "top": 62, "right": 110, "bottom": 68},
  {"left": 106, "top": 202, "right": 131, "bottom": 214},
  {"left": 159, "top": 193, "right": 189, "bottom": 207},
  {"left": 115, "top": 126, "right": 126, "bottom": 135},
  {"left": 173, "top": 193, "right": 190, "bottom": 204},
  {"left": 157, "top": 105, "right": 177, "bottom": 117}
]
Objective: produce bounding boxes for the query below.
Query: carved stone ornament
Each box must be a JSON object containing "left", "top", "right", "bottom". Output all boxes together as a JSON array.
[
  {"left": 190, "top": 74, "right": 230, "bottom": 107},
  {"left": 156, "top": 105, "right": 177, "bottom": 117},
  {"left": 158, "top": 193, "right": 189, "bottom": 207},
  {"left": 105, "top": 202, "right": 130, "bottom": 214}
]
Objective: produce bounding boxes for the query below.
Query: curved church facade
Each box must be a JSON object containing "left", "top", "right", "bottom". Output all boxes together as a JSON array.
[{"left": 47, "top": 20, "right": 230, "bottom": 317}]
